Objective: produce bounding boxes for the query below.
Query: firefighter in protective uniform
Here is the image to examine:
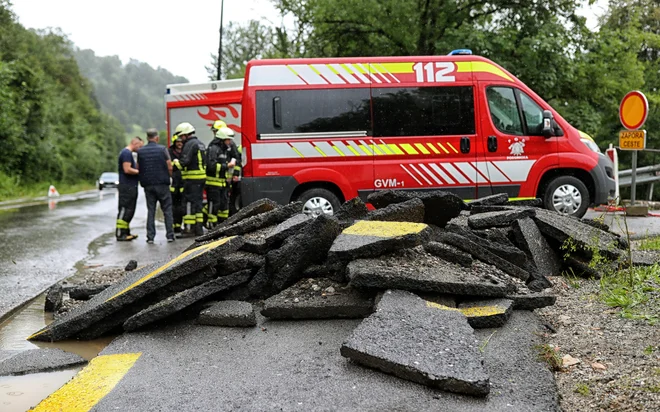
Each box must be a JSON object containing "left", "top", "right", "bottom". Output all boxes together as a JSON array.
[
  {"left": 205, "top": 124, "right": 233, "bottom": 227},
  {"left": 210, "top": 120, "right": 241, "bottom": 216},
  {"left": 168, "top": 132, "right": 185, "bottom": 234},
  {"left": 172, "top": 122, "right": 206, "bottom": 236}
]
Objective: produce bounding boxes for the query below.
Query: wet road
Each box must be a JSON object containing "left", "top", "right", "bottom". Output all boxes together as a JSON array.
[{"left": 0, "top": 189, "right": 188, "bottom": 320}]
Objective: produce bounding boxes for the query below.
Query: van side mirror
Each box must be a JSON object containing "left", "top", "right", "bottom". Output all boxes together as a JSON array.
[{"left": 542, "top": 110, "right": 554, "bottom": 138}]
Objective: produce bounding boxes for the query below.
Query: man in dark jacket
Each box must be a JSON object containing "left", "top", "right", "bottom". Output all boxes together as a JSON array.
[
  {"left": 137, "top": 129, "right": 175, "bottom": 243},
  {"left": 168, "top": 132, "right": 185, "bottom": 235},
  {"left": 173, "top": 122, "right": 206, "bottom": 237},
  {"left": 116, "top": 136, "right": 143, "bottom": 241}
]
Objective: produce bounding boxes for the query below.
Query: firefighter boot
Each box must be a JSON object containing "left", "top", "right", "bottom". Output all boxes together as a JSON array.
[
  {"left": 194, "top": 222, "right": 204, "bottom": 237},
  {"left": 116, "top": 229, "right": 137, "bottom": 242}
]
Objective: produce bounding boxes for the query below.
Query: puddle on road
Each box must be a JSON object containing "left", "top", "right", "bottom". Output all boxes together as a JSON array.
[
  {"left": 0, "top": 294, "right": 115, "bottom": 411},
  {"left": 0, "top": 368, "right": 81, "bottom": 412}
]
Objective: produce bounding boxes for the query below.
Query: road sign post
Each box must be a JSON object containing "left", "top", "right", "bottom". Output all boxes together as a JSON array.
[{"left": 619, "top": 90, "right": 649, "bottom": 207}]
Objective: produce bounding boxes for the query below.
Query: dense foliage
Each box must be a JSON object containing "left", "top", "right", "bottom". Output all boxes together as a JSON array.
[
  {"left": 75, "top": 49, "right": 187, "bottom": 132},
  {"left": 210, "top": 0, "right": 660, "bottom": 170},
  {"left": 0, "top": 1, "right": 126, "bottom": 197}
]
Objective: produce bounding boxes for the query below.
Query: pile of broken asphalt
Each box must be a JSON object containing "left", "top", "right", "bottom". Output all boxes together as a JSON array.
[{"left": 28, "top": 191, "right": 640, "bottom": 397}]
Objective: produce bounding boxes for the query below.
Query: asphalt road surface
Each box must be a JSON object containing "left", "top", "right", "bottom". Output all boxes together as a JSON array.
[{"left": 0, "top": 189, "right": 188, "bottom": 320}]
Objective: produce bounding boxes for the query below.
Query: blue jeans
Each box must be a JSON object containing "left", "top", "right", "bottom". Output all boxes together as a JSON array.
[{"left": 144, "top": 184, "right": 174, "bottom": 241}]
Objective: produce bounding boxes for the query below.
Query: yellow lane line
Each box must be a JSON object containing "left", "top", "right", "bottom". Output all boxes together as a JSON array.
[
  {"left": 342, "top": 220, "right": 427, "bottom": 238},
  {"left": 32, "top": 353, "right": 142, "bottom": 412}
]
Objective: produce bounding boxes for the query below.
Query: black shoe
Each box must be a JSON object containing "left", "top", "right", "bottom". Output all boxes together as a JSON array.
[
  {"left": 117, "top": 234, "right": 138, "bottom": 242},
  {"left": 167, "top": 237, "right": 175, "bottom": 243}
]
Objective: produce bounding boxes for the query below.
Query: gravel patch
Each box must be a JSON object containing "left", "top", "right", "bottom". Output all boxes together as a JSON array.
[{"left": 538, "top": 276, "right": 660, "bottom": 411}]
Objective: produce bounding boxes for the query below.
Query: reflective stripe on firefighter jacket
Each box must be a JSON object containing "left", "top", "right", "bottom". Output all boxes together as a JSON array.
[
  {"left": 224, "top": 142, "right": 242, "bottom": 181},
  {"left": 177, "top": 136, "right": 206, "bottom": 180},
  {"left": 206, "top": 138, "right": 227, "bottom": 188}
]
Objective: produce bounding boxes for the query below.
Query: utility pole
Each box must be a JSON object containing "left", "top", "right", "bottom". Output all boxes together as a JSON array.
[{"left": 217, "top": 0, "right": 224, "bottom": 80}]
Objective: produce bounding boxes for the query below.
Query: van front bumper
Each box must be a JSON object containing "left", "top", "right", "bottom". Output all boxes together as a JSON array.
[{"left": 590, "top": 154, "right": 616, "bottom": 205}]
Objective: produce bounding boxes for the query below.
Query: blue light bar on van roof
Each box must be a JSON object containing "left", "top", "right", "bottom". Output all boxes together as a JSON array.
[{"left": 448, "top": 49, "right": 472, "bottom": 55}]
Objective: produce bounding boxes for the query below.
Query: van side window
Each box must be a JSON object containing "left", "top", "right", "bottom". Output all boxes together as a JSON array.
[
  {"left": 519, "top": 92, "right": 544, "bottom": 136},
  {"left": 256, "top": 88, "right": 370, "bottom": 136},
  {"left": 486, "top": 87, "right": 523, "bottom": 136},
  {"left": 372, "top": 86, "right": 475, "bottom": 137}
]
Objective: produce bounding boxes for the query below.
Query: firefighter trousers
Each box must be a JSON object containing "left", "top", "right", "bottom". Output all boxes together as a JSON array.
[
  {"left": 183, "top": 180, "right": 205, "bottom": 232},
  {"left": 116, "top": 183, "right": 138, "bottom": 238},
  {"left": 171, "top": 187, "right": 184, "bottom": 231},
  {"left": 206, "top": 185, "right": 229, "bottom": 227}
]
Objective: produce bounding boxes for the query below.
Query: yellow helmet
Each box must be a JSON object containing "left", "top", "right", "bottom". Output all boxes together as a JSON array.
[
  {"left": 215, "top": 126, "right": 235, "bottom": 140},
  {"left": 175, "top": 122, "right": 195, "bottom": 136},
  {"left": 211, "top": 120, "right": 227, "bottom": 130}
]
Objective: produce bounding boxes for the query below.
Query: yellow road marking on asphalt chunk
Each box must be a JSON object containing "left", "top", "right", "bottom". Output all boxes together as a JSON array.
[
  {"left": 342, "top": 220, "right": 427, "bottom": 238},
  {"left": 426, "top": 301, "right": 505, "bottom": 317},
  {"left": 32, "top": 353, "right": 142, "bottom": 412},
  {"left": 107, "top": 237, "right": 234, "bottom": 302}
]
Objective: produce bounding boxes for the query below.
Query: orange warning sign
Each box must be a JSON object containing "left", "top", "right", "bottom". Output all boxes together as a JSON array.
[{"left": 619, "top": 91, "right": 648, "bottom": 130}]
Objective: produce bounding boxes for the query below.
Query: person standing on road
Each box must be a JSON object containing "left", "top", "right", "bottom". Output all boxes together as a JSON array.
[
  {"left": 172, "top": 122, "right": 206, "bottom": 237},
  {"left": 205, "top": 122, "right": 231, "bottom": 227},
  {"left": 138, "top": 129, "right": 175, "bottom": 244},
  {"left": 116, "top": 136, "right": 143, "bottom": 241},
  {"left": 168, "top": 132, "right": 185, "bottom": 235},
  {"left": 224, "top": 129, "right": 242, "bottom": 216}
]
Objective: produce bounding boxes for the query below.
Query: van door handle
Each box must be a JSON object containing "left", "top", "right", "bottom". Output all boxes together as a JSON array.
[
  {"left": 487, "top": 135, "right": 498, "bottom": 152},
  {"left": 460, "top": 137, "right": 470, "bottom": 154}
]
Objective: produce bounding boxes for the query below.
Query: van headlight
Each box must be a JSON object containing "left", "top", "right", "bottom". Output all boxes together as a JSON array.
[{"left": 581, "top": 138, "right": 601, "bottom": 153}]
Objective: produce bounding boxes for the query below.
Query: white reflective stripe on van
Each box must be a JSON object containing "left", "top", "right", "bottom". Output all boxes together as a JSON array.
[
  {"left": 249, "top": 66, "right": 306, "bottom": 86},
  {"left": 491, "top": 160, "right": 535, "bottom": 182}
]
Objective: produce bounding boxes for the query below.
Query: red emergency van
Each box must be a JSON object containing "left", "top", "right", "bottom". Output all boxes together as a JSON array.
[{"left": 239, "top": 51, "right": 616, "bottom": 218}]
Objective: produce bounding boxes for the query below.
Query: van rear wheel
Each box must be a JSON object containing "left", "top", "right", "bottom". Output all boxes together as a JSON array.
[
  {"left": 543, "top": 176, "right": 589, "bottom": 218},
  {"left": 297, "top": 188, "right": 341, "bottom": 217}
]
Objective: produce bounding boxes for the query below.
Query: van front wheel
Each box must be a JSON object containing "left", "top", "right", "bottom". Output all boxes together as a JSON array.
[
  {"left": 297, "top": 188, "right": 341, "bottom": 217},
  {"left": 543, "top": 176, "right": 590, "bottom": 218}
]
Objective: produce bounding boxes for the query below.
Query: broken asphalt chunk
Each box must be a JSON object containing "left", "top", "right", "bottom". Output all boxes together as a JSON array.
[
  {"left": 268, "top": 214, "right": 342, "bottom": 291},
  {"left": 423, "top": 241, "right": 473, "bottom": 267},
  {"left": 0, "top": 349, "right": 86, "bottom": 376},
  {"left": 44, "top": 283, "right": 63, "bottom": 312},
  {"left": 340, "top": 289, "right": 490, "bottom": 397},
  {"left": 328, "top": 220, "right": 431, "bottom": 262},
  {"left": 468, "top": 208, "right": 535, "bottom": 230},
  {"left": 468, "top": 193, "right": 509, "bottom": 207},
  {"left": 533, "top": 209, "right": 623, "bottom": 260},
  {"left": 261, "top": 279, "right": 374, "bottom": 320},
  {"left": 367, "top": 189, "right": 465, "bottom": 227},
  {"left": 437, "top": 231, "right": 530, "bottom": 281},
  {"left": 505, "top": 289, "right": 556, "bottom": 310},
  {"left": 28, "top": 236, "right": 244, "bottom": 342},
  {"left": 347, "top": 247, "right": 515, "bottom": 297},
  {"left": 198, "top": 301, "right": 256, "bottom": 327},
  {"left": 123, "top": 269, "right": 252, "bottom": 332},
  {"left": 68, "top": 284, "right": 111, "bottom": 301},
  {"left": 334, "top": 197, "right": 369, "bottom": 221},
  {"left": 456, "top": 298, "right": 514, "bottom": 328},
  {"left": 219, "top": 198, "right": 278, "bottom": 228},
  {"left": 216, "top": 251, "right": 265, "bottom": 275},
  {"left": 262, "top": 213, "right": 311, "bottom": 247},
  {"left": 196, "top": 202, "right": 301, "bottom": 242},
  {"left": 365, "top": 198, "right": 424, "bottom": 223}
]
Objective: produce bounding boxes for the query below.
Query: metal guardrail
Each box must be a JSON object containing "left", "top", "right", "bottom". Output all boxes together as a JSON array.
[{"left": 618, "top": 163, "right": 660, "bottom": 200}]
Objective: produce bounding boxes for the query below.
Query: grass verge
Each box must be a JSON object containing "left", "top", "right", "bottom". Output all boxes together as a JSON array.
[
  {"left": 599, "top": 264, "right": 660, "bottom": 325},
  {"left": 0, "top": 181, "right": 96, "bottom": 202}
]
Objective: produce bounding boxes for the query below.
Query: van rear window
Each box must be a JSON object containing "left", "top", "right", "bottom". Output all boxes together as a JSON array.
[
  {"left": 372, "top": 86, "right": 475, "bottom": 137},
  {"left": 256, "top": 88, "right": 371, "bottom": 136}
]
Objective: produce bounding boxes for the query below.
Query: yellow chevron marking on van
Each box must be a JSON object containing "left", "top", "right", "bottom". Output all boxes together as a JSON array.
[
  {"left": 331, "top": 145, "right": 346, "bottom": 157},
  {"left": 32, "top": 353, "right": 141, "bottom": 412},
  {"left": 388, "top": 144, "right": 405, "bottom": 155},
  {"left": 340, "top": 64, "right": 354, "bottom": 74},
  {"left": 379, "top": 62, "right": 415, "bottom": 73},
  {"left": 287, "top": 65, "right": 301, "bottom": 76},
  {"left": 343, "top": 220, "right": 428, "bottom": 237},
  {"left": 400, "top": 143, "right": 418, "bottom": 155},
  {"left": 314, "top": 146, "right": 327, "bottom": 157},
  {"left": 456, "top": 61, "right": 514, "bottom": 82},
  {"left": 427, "top": 143, "right": 440, "bottom": 154},
  {"left": 446, "top": 142, "right": 459, "bottom": 154},
  {"left": 326, "top": 64, "right": 340, "bottom": 75},
  {"left": 291, "top": 146, "right": 305, "bottom": 158},
  {"left": 437, "top": 143, "right": 450, "bottom": 154},
  {"left": 415, "top": 143, "right": 430, "bottom": 155},
  {"left": 371, "top": 144, "right": 384, "bottom": 155},
  {"left": 359, "top": 145, "right": 373, "bottom": 155},
  {"left": 352, "top": 64, "right": 368, "bottom": 74},
  {"left": 346, "top": 145, "right": 361, "bottom": 156},
  {"left": 309, "top": 65, "right": 322, "bottom": 75},
  {"left": 378, "top": 144, "right": 394, "bottom": 155}
]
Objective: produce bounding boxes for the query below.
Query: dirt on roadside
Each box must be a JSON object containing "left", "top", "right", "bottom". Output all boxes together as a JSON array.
[{"left": 538, "top": 276, "right": 660, "bottom": 411}]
